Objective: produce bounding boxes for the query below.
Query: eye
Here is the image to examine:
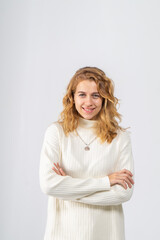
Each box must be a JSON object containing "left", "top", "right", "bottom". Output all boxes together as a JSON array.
[
  {"left": 79, "top": 94, "right": 100, "bottom": 98},
  {"left": 79, "top": 94, "right": 85, "bottom": 97},
  {"left": 93, "top": 95, "right": 100, "bottom": 98}
]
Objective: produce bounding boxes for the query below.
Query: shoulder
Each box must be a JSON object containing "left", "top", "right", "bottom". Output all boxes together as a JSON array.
[
  {"left": 45, "top": 121, "right": 58, "bottom": 134},
  {"left": 44, "top": 121, "right": 63, "bottom": 143},
  {"left": 116, "top": 129, "right": 132, "bottom": 146}
]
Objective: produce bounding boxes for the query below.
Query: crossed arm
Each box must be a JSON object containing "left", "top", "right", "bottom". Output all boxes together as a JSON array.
[{"left": 39, "top": 124, "right": 135, "bottom": 206}]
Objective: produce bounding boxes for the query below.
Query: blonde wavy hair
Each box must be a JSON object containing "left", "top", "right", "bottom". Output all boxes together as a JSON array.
[{"left": 57, "top": 66, "right": 129, "bottom": 143}]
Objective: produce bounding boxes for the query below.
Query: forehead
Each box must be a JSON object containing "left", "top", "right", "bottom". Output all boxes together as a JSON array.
[{"left": 75, "top": 80, "right": 98, "bottom": 91}]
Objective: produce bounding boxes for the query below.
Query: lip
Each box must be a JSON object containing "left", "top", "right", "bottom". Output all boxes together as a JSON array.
[{"left": 82, "top": 107, "right": 95, "bottom": 113}]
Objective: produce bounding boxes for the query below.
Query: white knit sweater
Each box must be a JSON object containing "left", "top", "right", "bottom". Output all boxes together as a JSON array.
[{"left": 39, "top": 117, "right": 135, "bottom": 240}]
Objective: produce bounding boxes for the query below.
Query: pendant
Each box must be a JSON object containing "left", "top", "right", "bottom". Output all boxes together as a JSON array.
[{"left": 84, "top": 146, "right": 90, "bottom": 151}]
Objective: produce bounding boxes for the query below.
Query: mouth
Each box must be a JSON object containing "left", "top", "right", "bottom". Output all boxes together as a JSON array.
[{"left": 82, "top": 107, "right": 95, "bottom": 113}]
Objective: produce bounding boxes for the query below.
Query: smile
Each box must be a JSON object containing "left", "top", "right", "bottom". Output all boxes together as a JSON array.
[{"left": 82, "top": 107, "right": 95, "bottom": 113}]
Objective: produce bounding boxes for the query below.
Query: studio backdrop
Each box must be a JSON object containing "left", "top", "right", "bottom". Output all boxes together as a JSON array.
[{"left": 1, "top": 0, "right": 160, "bottom": 239}]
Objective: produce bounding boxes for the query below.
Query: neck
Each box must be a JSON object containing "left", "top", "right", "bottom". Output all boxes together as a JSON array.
[{"left": 78, "top": 116, "right": 97, "bottom": 128}]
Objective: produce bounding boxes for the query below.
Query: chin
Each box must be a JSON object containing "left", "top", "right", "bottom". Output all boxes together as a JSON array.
[{"left": 79, "top": 112, "right": 98, "bottom": 120}]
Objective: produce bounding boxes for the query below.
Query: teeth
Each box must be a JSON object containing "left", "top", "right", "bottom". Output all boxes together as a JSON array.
[{"left": 83, "top": 108, "right": 95, "bottom": 112}]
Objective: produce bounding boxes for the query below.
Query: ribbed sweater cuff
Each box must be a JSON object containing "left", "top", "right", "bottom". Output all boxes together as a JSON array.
[{"left": 98, "top": 176, "right": 111, "bottom": 190}]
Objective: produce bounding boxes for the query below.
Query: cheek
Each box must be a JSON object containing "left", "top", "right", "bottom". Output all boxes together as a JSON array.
[
  {"left": 96, "top": 99, "right": 102, "bottom": 108},
  {"left": 74, "top": 98, "right": 82, "bottom": 108}
]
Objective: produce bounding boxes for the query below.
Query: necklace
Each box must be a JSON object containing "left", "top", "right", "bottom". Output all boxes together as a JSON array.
[{"left": 75, "top": 129, "right": 97, "bottom": 151}]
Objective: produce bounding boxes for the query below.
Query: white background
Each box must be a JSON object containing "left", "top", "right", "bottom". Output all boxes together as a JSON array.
[{"left": 1, "top": 0, "right": 160, "bottom": 239}]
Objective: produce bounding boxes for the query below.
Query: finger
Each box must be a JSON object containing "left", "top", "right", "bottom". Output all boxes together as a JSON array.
[
  {"left": 110, "top": 174, "right": 127, "bottom": 189},
  {"left": 118, "top": 174, "right": 133, "bottom": 188},
  {"left": 120, "top": 169, "right": 131, "bottom": 176},
  {"left": 56, "top": 163, "right": 65, "bottom": 176},
  {"left": 54, "top": 163, "right": 59, "bottom": 168},
  {"left": 52, "top": 167, "right": 61, "bottom": 175},
  {"left": 120, "top": 174, "right": 134, "bottom": 185},
  {"left": 124, "top": 179, "right": 132, "bottom": 188},
  {"left": 123, "top": 169, "right": 133, "bottom": 177},
  {"left": 119, "top": 180, "right": 128, "bottom": 189},
  {"left": 57, "top": 162, "right": 60, "bottom": 168},
  {"left": 127, "top": 175, "right": 134, "bottom": 184},
  {"left": 54, "top": 163, "right": 62, "bottom": 174},
  {"left": 53, "top": 163, "right": 62, "bottom": 173},
  {"left": 59, "top": 168, "right": 66, "bottom": 176}
]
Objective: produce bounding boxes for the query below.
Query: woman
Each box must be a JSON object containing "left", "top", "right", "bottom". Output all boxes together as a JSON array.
[{"left": 39, "top": 66, "right": 135, "bottom": 240}]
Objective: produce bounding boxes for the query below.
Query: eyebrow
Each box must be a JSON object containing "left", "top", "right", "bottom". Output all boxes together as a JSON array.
[{"left": 77, "top": 91, "right": 100, "bottom": 94}]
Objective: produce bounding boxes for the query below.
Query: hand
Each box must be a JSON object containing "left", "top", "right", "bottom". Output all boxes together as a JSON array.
[
  {"left": 108, "top": 169, "right": 134, "bottom": 189},
  {"left": 52, "top": 162, "right": 67, "bottom": 176}
]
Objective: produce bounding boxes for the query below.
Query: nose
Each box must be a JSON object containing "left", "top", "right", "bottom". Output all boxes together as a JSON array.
[{"left": 85, "top": 96, "right": 94, "bottom": 106}]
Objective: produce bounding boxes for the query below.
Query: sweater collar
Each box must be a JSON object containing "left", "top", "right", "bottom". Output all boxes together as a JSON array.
[{"left": 78, "top": 116, "right": 97, "bottom": 128}]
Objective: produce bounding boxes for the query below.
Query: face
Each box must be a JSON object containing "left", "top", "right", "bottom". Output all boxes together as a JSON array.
[{"left": 73, "top": 80, "right": 103, "bottom": 120}]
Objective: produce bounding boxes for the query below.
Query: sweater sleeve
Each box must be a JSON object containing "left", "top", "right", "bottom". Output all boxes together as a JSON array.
[
  {"left": 73, "top": 131, "right": 135, "bottom": 206},
  {"left": 39, "top": 123, "right": 111, "bottom": 201}
]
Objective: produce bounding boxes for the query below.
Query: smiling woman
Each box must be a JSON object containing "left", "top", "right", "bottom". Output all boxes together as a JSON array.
[
  {"left": 39, "top": 66, "right": 135, "bottom": 240},
  {"left": 73, "top": 80, "right": 103, "bottom": 120},
  {"left": 58, "top": 66, "right": 125, "bottom": 144}
]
